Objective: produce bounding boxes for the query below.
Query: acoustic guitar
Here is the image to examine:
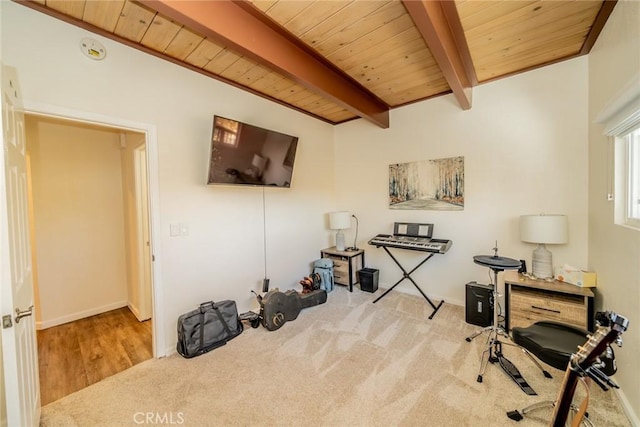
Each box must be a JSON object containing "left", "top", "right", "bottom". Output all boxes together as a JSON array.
[
  {"left": 550, "top": 311, "right": 629, "bottom": 427},
  {"left": 259, "top": 289, "right": 327, "bottom": 331}
]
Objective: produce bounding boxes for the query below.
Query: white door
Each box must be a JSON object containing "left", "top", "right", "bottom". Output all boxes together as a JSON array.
[
  {"left": 135, "top": 145, "right": 153, "bottom": 321},
  {"left": 0, "top": 66, "right": 41, "bottom": 426}
]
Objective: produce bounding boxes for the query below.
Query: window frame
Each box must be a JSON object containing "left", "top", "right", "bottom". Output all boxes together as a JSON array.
[
  {"left": 598, "top": 78, "right": 640, "bottom": 231},
  {"left": 623, "top": 127, "right": 640, "bottom": 228}
]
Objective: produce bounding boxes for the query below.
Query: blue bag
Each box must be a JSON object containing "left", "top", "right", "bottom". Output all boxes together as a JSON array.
[{"left": 313, "top": 258, "right": 334, "bottom": 292}]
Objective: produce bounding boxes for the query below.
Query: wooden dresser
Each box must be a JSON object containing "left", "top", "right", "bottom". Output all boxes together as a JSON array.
[{"left": 504, "top": 271, "right": 595, "bottom": 332}]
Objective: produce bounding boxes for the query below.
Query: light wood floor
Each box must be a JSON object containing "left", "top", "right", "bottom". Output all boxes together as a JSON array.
[{"left": 37, "top": 307, "right": 152, "bottom": 405}]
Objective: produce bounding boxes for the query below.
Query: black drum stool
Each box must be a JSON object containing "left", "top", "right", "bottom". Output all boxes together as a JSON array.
[{"left": 511, "top": 321, "right": 590, "bottom": 371}]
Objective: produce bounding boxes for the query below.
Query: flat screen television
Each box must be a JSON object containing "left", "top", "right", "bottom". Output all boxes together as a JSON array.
[{"left": 207, "top": 116, "right": 299, "bottom": 188}]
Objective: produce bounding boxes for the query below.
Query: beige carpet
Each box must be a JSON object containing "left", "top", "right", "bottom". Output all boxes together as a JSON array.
[{"left": 41, "top": 287, "right": 630, "bottom": 427}]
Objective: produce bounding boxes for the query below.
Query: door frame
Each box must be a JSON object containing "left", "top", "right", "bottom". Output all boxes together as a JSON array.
[{"left": 23, "top": 100, "right": 166, "bottom": 358}]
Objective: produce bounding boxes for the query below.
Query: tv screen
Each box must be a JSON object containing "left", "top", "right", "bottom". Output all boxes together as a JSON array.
[{"left": 207, "top": 116, "right": 299, "bottom": 188}]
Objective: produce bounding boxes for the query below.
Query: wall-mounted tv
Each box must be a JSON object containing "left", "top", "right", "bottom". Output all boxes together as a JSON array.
[{"left": 207, "top": 116, "right": 299, "bottom": 188}]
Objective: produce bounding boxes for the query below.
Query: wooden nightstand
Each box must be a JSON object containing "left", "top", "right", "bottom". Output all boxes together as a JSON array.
[
  {"left": 504, "top": 271, "right": 595, "bottom": 332},
  {"left": 320, "top": 247, "right": 364, "bottom": 292}
]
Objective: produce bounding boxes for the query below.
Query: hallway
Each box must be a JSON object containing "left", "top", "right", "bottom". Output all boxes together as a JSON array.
[{"left": 37, "top": 307, "right": 152, "bottom": 405}]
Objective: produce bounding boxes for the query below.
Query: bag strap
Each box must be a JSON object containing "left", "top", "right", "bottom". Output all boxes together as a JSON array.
[
  {"left": 198, "top": 301, "right": 232, "bottom": 353},
  {"left": 199, "top": 301, "right": 215, "bottom": 313},
  {"left": 198, "top": 310, "right": 205, "bottom": 352},
  {"left": 212, "top": 304, "right": 233, "bottom": 336}
]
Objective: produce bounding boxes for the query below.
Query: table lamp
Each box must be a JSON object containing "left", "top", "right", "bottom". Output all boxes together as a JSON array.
[
  {"left": 329, "top": 211, "right": 351, "bottom": 251},
  {"left": 520, "top": 214, "right": 568, "bottom": 279},
  {"left": 251, "top": 154, "right": 267, "bottom": 178}
]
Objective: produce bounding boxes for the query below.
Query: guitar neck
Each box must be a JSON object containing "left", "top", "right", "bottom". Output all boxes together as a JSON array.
[
  {"left": 550, "top": 366, "right": 581, "bottom": 426},
  {"left": 300, "top": 289, "right": 327, "bottom": 309}
]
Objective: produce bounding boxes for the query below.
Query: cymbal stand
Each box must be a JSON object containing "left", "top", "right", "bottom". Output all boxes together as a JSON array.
[{"left": 465, "top": 266, "right": 551, "bottom": 385}]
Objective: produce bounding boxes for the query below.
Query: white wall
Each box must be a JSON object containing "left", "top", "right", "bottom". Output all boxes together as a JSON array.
[
  {"left": 335, "top": 58, "right": 589, "bottom": 306},
  {"left": 26, "top": 117, "right": 129, "bottom": 328},
  {"left": 588, "top": 1, "right": 640, "bottom": 422},
  {"left": 1, "top": 1, "right": 335, "bottom": 353}
]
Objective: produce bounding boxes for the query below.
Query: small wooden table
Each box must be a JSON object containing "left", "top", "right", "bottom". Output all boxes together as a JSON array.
[
  {"left": 320, "top": 247, "right": 364, "bottom": 292},
  {"left": 504, "top": 271, "right": 595, "bottom": 332}
]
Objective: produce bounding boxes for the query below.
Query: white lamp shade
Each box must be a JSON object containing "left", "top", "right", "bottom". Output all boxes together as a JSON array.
[
  {"left": 252, "top": 154, "right": 267, "bottom": 170},
  {"left": 329, "top": 211, "right": 351, "bottom": 230},
  {"left": 520, "top": 214, "right": 568, "bottom": 244}
]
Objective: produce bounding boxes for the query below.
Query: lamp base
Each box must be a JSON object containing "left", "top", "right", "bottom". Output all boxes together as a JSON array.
[
  {"left": 531, "top": 244, "right": 553, "bottom": 279},
  {"left": 335, "top": 230, "right": 346, "bottom": 251}
]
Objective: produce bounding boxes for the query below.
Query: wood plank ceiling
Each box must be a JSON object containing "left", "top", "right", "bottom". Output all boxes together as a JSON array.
[{"left": 16, "top": 0, "right": 615, "bottom": 128}]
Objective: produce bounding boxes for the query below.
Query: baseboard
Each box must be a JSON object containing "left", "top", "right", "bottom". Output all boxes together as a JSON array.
[
  {"left": 127, "top": 302, "right": 151, "bottom": 322},
  {"left": 36, "top": 300, "right": 128, "bottom": 330},
  {"left": 443, "top": 296, "right": 464, "bottom": 307},
  {"left": 377, "top": 284, "right": 464, "bottom": 308},
  {"left": 615, "top": 387, "right": 640, "bottom": 426},
  {"left": 127, "top": 303, "right": 141, "bottom": 321}
]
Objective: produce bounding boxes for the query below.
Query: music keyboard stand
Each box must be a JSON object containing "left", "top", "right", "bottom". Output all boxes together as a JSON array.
[{"left": 372, "top": 246, "right": 445, "bottom": 319}]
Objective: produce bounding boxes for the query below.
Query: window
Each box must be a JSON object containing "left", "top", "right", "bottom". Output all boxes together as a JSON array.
[
  {"left": 612, "top": 123, "right": 640, "bottom": 230},
  {"left": 600, "top": 80, "right": 640, "bottom": 231},
  {"left": 625, "top": 127, "right": 640, "bottom": 226},
  {"left": 212, "top": 117, "right": 240, "bottom": 147}
]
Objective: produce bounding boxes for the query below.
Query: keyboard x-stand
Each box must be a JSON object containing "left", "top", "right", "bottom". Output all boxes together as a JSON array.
[{"left": 368, "top": 222, "right": 452, "bottom": 319}]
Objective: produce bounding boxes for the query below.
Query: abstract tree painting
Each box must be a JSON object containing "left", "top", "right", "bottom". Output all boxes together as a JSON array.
[{"left": 389, "top": 156, "right": 464, "bottom": 210}]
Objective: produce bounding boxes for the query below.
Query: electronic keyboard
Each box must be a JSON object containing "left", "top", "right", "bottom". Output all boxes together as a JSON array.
[{"left": 368, "top": 234, "right": 452, "bottom": 254}]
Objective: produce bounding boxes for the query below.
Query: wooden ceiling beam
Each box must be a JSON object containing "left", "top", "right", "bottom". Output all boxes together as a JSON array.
[
  {"left": 403, "top": 0, "right": 474, "bottom": 110},
  {"left": 138, "top": 0, "right": 390, "bottom": 128},
  {"left": 580, "top": 0, "right": 617, "bottom": 55}
]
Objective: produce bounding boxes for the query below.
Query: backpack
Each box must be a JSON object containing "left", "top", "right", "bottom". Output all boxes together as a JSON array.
[{"left": 313, "top": 258, "right": 334, "bottom": 292}]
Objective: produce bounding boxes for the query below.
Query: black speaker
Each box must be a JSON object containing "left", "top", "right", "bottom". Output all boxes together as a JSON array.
[
  {"left": 518, "top": 260, "right": 527, "bottom": 274},
  {"left": 465, "top": 282, "right": 494, "bottom": 327},
  {"left": 359, "top": 268, "right": 379, "bottom": 293}
]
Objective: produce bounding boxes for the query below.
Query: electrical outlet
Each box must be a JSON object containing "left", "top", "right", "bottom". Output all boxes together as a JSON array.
[{"left": 170, "top": 223, "right": 190, "bottom": 236}]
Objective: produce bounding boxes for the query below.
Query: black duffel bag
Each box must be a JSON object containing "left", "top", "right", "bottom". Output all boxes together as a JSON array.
[{"left": 177, "top": 300, "right": 243, "bottom": 358}]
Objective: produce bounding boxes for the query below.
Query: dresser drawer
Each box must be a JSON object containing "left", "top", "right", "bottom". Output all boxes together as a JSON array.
[
  {"left": 329, "top": 257, "right": 348, "bottom": 270},
  {"left": 322, "top": 256, "right": 348, "bottom": 284},
  {"left": 510, "top": 287, "right": 587, "bottom": 330},
  {"left": 332, "top": 260, "right": 349, "bottom": 285}
]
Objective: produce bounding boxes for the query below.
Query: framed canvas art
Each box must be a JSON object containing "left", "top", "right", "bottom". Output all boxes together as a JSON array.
[{"left": 389, "top": 156, "right": 464, "bottom": 210}]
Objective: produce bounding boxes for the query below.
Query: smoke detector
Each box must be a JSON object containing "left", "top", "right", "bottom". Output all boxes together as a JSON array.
[{"left": 80, "top": 37, "right": 106, "bottom": 61}]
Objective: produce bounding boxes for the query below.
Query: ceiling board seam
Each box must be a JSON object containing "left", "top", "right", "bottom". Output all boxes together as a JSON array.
[
  {"left": 293, "top": 1, "right": 353, "bottom": 39},
  {"left": 459, "top": 1, "right": 567, "bottom": 35},
  {"left": 296, "top": 1, "right": 391, "bottom": 51},
  {"left": 316, "top": 4, "right": 410, "bottom": 59}
]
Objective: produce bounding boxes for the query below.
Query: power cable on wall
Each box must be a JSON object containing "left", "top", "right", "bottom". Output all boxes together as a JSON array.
[{"left": 262, "top": 187, "right": 269, "bottom": 292}]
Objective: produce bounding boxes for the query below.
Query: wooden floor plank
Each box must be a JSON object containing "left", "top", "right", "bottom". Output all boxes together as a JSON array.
[{"left": 37, "top": 307, "right": 152, "bottom": 405}]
